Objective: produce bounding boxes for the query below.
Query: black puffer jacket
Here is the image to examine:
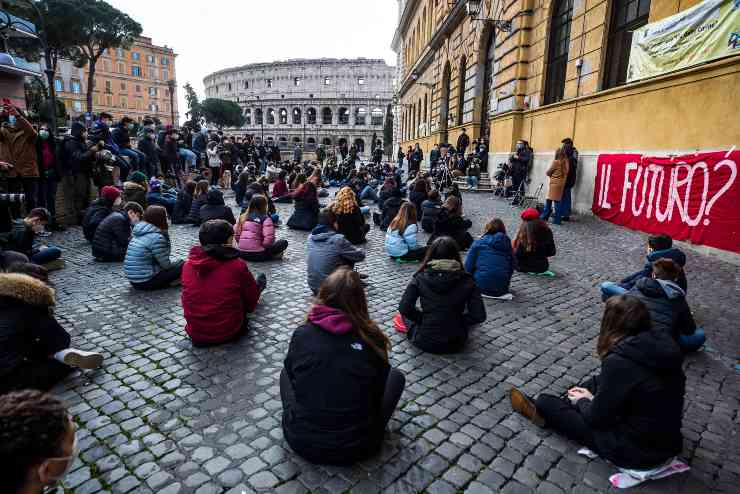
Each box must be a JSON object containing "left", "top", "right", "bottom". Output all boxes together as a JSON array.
[
  {"left": 287, "top": 199, "right": 320, "bottom": 231},
  {"left": 91, "top": 211, "right": 131, "bottom": 261},
  {"left": 576, "top": 329, "right": 685, "bottom": 469},
  {"left": 380, "top": 195, "right": 404, "bottom": 231},
  {"left": 199, "top": 189, "right": 236, "bottom": 225},
  {"left": 335, "top": 206, "right": 368, "bottom": 245},
  {"left": 172, "top": 190, "right": 193, "bottom": 224},
  {"left": 514, "top": 223, "right": 556, "bottom": 273},
  {"left": 399, "top": 260, "right": 486, "bottom": 353},
  {"left": 187, "top": 194, "right": 207, "bottom": 224},
  {"left": 82, "top": 198, "right": 114, "bottom": 242},
  {"left": 628, "top": 278, "right": 696, "bottom": 342},
  {"left": 430, "top": 209, "right": 474, "bottom": 250}
]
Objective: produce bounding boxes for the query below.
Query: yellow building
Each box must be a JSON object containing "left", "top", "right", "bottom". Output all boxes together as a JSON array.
[
  {"left": 52, "top": 36, "right": 178, "bottom": 125},
  {"left": 392, "top": 0, "right": 740, "bottom": 212}
]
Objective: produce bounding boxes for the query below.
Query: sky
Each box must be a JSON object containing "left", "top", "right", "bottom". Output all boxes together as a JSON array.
[{"left": 107, "top": 0, "right": 399, "bottom": 124}]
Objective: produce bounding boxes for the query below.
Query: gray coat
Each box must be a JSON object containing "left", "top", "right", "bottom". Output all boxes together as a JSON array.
[{"left": 306, "top": 226, "right": 365, "bottom": 293}]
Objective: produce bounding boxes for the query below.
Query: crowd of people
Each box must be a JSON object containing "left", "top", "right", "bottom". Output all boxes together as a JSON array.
[{"left": 0, "top": 106, "right": 704, "bottom": 492}]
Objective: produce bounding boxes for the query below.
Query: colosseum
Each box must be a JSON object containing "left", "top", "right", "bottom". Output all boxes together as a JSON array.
[{"left": 203, "top": 58, "right": 395, "bottom": 159}]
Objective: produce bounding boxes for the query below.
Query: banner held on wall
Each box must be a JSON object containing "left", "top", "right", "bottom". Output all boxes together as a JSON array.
[{"left": 592, "top": 151, "right": 739, "bottom": 254}]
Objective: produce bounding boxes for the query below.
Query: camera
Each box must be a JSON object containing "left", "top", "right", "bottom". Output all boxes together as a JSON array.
[{"left": 0, "top": 193, "right": 25, "bottom": 204}]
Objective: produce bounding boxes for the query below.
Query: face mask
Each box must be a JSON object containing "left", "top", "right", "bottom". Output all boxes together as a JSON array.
[
  {"left": 39, "top": 130, "right": 49, "bottom": 139},
  {"left": 44, "top": 432, "right": 78, "bottom": 485},
  {"left": 7, "top": 115, "right": 16, "bottom": 126},
  {"left": 128, "top": 124, "right": 134, "bottom": 131}
]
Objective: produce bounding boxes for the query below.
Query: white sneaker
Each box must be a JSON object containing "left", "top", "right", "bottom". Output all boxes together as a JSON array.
[{"left": 56, "top": 349, "right": 104, "bottom": 369}]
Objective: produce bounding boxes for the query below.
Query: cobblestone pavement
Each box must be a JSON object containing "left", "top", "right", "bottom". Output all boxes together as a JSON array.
[{"left": 46, "top": 190, "right": 739, "bottom": 494}]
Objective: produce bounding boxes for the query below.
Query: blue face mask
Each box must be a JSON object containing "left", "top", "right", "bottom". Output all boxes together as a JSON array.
[{"left": 7, "top": 115, "right": 16, "bottom": 126}]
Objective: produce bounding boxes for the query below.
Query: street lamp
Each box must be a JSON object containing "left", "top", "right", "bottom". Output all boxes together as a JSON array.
[{"left": 167, "top": 79, "right": 176, "bottom": 126}]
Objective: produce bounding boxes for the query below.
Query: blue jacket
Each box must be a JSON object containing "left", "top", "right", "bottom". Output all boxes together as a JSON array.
[
  {"left": 385, "top": 224, "right": 418, "bottom": 257},
  {"left": 620, "top": 247, "right": 687, "bottom": 292},
  {"left": 464, "top": 233, "right": 515, "bottom": 296},
  {"left": 124, "top": 222, "right": 174, "bottom": 283}
]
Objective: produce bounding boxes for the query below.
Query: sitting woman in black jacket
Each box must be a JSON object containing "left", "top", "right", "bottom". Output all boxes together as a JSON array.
[
  {"left": 513, "top": 219, "right": 556, "bottom": 274},
  {"left": 510, "top": 295, "right": 686, "bottom": 473},
  {"left": 287, "top": 181, "right": 320, "bottom": 231},
  {"left": 187, "top": 180, "right": 210, "bottom": 225},
  {"left": 281, "top": 267, "right": 405, "bottom": 465},
  {"left": 199, "top": 188, "right": 236, "bottom": 225},
  {"left": 92, "top": 202, "right": 143, "bottom": 262},
  {"left": 398, "top": 236, "right": 486, "bottom": 354},
  {"left": 331, "top": 186, "right": 370, "bottom": 245},
  {"left": 172, "top": 181, "right": 196, "bottom": 224},
  {"left": 430, "top": 196, "right": 474, "bottom": 250}
]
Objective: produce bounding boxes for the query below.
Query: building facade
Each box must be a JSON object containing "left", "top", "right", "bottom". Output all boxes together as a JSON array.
[
  {"left": 203, "top": 58, "right": 395, "bottom": 158},
  {"left": 392, "top": 0, "right": 740, "bottom": 213},
  {"left": 51, "top": 36, "right": 179, "bottom": 125}
]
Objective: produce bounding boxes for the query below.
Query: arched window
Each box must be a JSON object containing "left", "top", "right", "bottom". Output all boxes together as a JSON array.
[
  {"left": 424, "top": 94, "right": 429, "bottom": 132},
  {"left": 306, "top": 137, "right": 316, "bottom": 150},
  {"left": 307, "top": 107, "right": 316, "bottom": 124},
  {"left": 322, "top": 137, "right": 333, "bottom": 145},
  {"left": 278, "top": 136, "right": 288, "bottom": 149},
  {"left": 440, "top": 62, "right": 452, "bottom": 133},
  {"left": 322, "top": 107, "right": 333, "bottom": 124},
  {"left": 418, "top": 99, "right": 422, "bottom": 136},
  {"left": 292, "top": 107, "right": 301, "bottom": 124},
  {"left": 371, "top": 108, "right": 383, "bottom": 126},
  {"left": 255, "top": 108, "right": 264, "bottom": 125},
  {"left": 292, "top": 137, "right": 301, "bottom": 143},
  {"left": 544, "top": 0, "right": 574, "bottom": 105},
  {"left": 338, "top": 137, "right": 347, "bottom": 147},
  {"left": 338, "top": 107, "right": 349, "bottom": 125},
  {"left": 267, "top": 108, "right": 275, "bottom": 124},
  {"left": 355, "top": 107, "right": 367, "bottom": 125},
  {"left": 279, "top": 108, "right": 288, "bottom": 124},
  {"left": 244, "top": 109, "right": 252, "bottom": 126},
  {"left": 354, "top": 138, "right": 365, "bottom": 153},
  {"left": 604, "top": 0, "right": 651, "bottom": 89},
  {"left": 457, "top": 56, "right": 467, "bottom": 126}
]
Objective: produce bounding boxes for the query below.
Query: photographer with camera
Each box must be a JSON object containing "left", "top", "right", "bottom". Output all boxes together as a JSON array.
[
  {"left": 61, "top": 122, "right": 102, "bottom": 225},
  {"left": 508, "top": 140, "right": 532, "bottom": 198},
  {"left": 35, "top": 124, "right": 64, "bottom": 232},
  {"left": 0, "top": 102, "right": 39, "bottom": 217}
]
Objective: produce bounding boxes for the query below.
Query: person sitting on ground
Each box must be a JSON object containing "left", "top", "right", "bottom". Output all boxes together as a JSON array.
[
  {"left": 272, "top": 170, "right": 291, "bottom": 203},
  {"left": 430, "top": 196, "right": 474, "bottom": 251},
  {"left": 2, "top": 208, "right": 62, "bottom": 268},
  {"left": 92, "top": 202, "right": 143, "bottom": 262},
  {"left": 408, "top": 178, "right": 428, "bottom": 216},
  {"left": 601, "top": 233, "right": 687, "bottom": 299},
  {"left": 331, "top": 186, "right": 370, "bottom": 245},
  {"left": 199, "top": 188, "right": 236, "bottom": 225},
  {"left": 290, "top": 172, "right": 307, "bottom": 191},
  {"left": 124, "top": 205, "right": 183, "bottom": 290},
  {"left": 122, "top": 171, "right": 148, "bottom": 209},
  {"left": 146, "top": 178, "right": 176, "bottom": 215},
  {"left": 510, "top": 295, "right": 685, "bottom": 472},
  {"left": 0, "top": 247, "right": 28, "bottom": 271},
  {"left": 82, "top": 186, "right": 121, "bottom": 242},
  {"left": 233, "top": 171, "right": 250, "bottom": 206},
  {"left": 0, "top": 271, "right": 103, "bottom": 395},
  {"left": 234, "top": 195, "right": 288, "bottom": 262},
  {"left": 187, "top": 180, "right": 210, "bottom": 225},
  {"left": 420, "top": 189, "right": 442, "bottom": 233},
  {"left": 377, "top": 177, "right": 401, "bottom": 211},
  {"left": 627, "top": 258, "right": 704, "bottom": 352},
  {"left": 513, "top": 216, "right": 556, "bottom": 274},
  {"left": 386, "top": 202, "right": 426, "bottom": 261},
  {"left": 306, "top": 208, "right": 366, "bottom": 294},
  {"left": 0, "top": 390, "right": 78, "bottom": 494},
  {"left": 465, "top": 218, "right": 515, "bottom": 297},
  {"left": 281, "top": 267, "right": 405, "bottom": 465},
  {"left": 398, "top": 236, "right": 486, "bottom": 353},
  {"left": 287, "top": 181, "right": 320, "bottom": 231},
  {"left": 182, "top": 219, "right": 267, "bottom": 347},
  {"left": 377, "top": 180, "right": 405, "bottom": 230},
  {"left": 172, "top": 181, "right": 196, "bottom": 224}
]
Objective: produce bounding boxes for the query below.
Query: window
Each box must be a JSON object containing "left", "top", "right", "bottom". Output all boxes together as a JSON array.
[
  {"left": 103, "top": 60, "right": 111, "bottom": 72},
  {"left": 324, "top": 77, "right": 331, "bottom": 85},
  {"left": 355, "top": 107, "right": 367, "bottom": 125},
  {"left": 604, "top": 0, "right": 651, "bottom": 88},
  {"left": 294, "top": 77, "right": 301, "bottom": 86},
  {"left": 161, "top": 57, "right": 169, "bottom": 65},
  {"left": 292, "top": 108, "right": 301, "bottom": 124},
  {"left": 245, "top": 109, "right": 251, "bottom": 125},
  {"left": 71, "top": 79, "right": 81, "bottom": 94},
  {"left": 106, "top": 95, "right": 112, "bottom": 106},
  {"left": 149, "top": 103, "right": 158, "bottom": 112},
  {"left": 162, "top": 70, "right": 169, "bottom": 81},
  {"left": 120, "top": 82, "right": 126, "bottom": 91},
  {"left": 147, "top": 54, "right": 155, "bottom": 64},
  {"left": 244, "top": 80, "right": 249, "bottom": 89},
  {"left": 307, "top": 107, "right": 316, "bottom": 124},
  {"left": 117, "top": 62, "right": 125, "bottom": 74},
  {"left": 279, "top": 108, "right": 288, "bottom": 124},
  {"left": 266, "top": 78, "right": 272, "bottom": 88},
  {"left": 358, "top": 77, "right": 365, "bottom": 85},
  {"left": 457, "top": 57, "right": 467, "bottom": 125},
  {"left": 256, "top": 108, "right": 264, "bottom": 125},
  {"left": 73, "top": 100, "right": 82, "bottom": 112},
  {"left": 132, "top": 65, "right": 141, "bottom": 77},
  {"left": 278, "top": 136, "right": 288, "bottom": 149},
  {"left": 120, "top": 96, "right": 128, "bottom": 109},
  {"left": 544, "top": 0, "right": 574, "bottom": 105},
  {"left": 321, "top": 107, "right": 332, "bottom": 124},
  {"left": 338, "top": 107, "right": 349, "bottom": 125},
  {"left": 105, "top": 80, "right": 112, "bottom": 94},
  {"left": 151, "top": 68, "right": 159, "bottom": 80},
  {"left": 371, "top": 108, "right": 383, "bottom": 126},
  {"left": 135, "top": 84, "right": 141, "bottom": 93},
  {"left": 267, "top": 108, "right": 275, "bottom": 124},
  {"left": 149, "top": 87, "right": 157, "bottom": 97},
  {"left": 132, "top": 52, "right": 140, "bottom": 61},
  {"left": 164, "top": 89, "right": 169, "bottom": 97},
  {"left": 116, "top": 48, "right": 124, "bottom": 58},
  {"left": 228, "top": 82, "right": 232, "bottom": 91},
  {"left": 54, "top": 78, "right": 63, "bottom": 92}
]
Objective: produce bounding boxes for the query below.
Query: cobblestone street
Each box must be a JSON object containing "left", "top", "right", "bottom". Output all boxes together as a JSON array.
[{"left": 47, "top": 191, "right": 739, "bottom": 494}]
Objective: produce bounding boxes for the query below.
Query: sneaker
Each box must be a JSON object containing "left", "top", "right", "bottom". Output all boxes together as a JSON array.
[
  {"left": 43, "top": 259, "right": 66, "bottom": 271},
  {"left": 358, "top": 272, "right": 369, "bottom": 280},
  {"left": 509, "top": 388, "right": 545, "bottom": 427},
  {"left": 393, "top": 313, "right": 407, "bottom": 333},
  {"left": 61, "top": 349, "right": 104, "bottom": 369},
  {"left": 256, "top": 273, "right": 267, "bottom": 291}
]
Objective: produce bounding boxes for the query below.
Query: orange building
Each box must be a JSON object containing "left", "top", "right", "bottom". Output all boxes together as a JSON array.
[{"left": 52, "top": 36, "right": 179, "bottom": 125}]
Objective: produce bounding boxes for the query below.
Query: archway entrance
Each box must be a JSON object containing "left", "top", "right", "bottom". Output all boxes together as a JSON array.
[
  {"left": 480, "top": 27, "right": 496, "bottom": 143},
  {"left": 440, "top": 62, "right": 451, "bottom": 144}
]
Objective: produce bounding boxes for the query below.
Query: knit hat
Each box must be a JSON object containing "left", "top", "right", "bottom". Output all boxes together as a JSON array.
[
  {"left": 130, "top": 171, "right": 147, "bottom": 185},
  {"left": 521, "top": 208, "right": 540, "bottom": 221},
  {"left": 149, "top": 178, "right": 162, "bottom": 191},
  {"left": 100, "top": 186, "right": 120, "bottom": 203}
]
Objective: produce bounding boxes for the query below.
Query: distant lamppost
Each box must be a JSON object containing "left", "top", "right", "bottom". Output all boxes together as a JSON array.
[{"left": 167, "top": 79, "right": 176, "bottom": 126}]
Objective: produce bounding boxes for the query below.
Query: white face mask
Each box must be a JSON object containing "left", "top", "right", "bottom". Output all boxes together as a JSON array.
[{"left": 43, "top": 432, "right": 78, "bottom": 485}]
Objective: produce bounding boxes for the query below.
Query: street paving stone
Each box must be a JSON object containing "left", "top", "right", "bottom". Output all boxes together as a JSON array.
[{"left": 45, "top": 190, "right": 739, "bottom": 493}]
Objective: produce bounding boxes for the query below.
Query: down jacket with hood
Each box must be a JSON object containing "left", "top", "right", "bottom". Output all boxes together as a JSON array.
[
  {"left": 628, "top": 278, "right": 696, "bottom": 342},
  {"left": 430, "top": 209, "right": 474, "bottom": 251},
  {"left": 282, "top": 305, "right": 390, "bottom": 465},
  {"left": 82, "top": 197, "right": 114, "bottom": 242},
  {"left": 420, "top": 198, "right": 442, "bottom": 233},
  {"left": 575, "top": 328, "right": 685, "bottom": 469},
  {"left": 92, "top": 211, "right": 131, "bottom": 261},
  {"left": 187, "top": 193, "right": 208, "bottom": 224},
  {"left": 123, "top": 222, "right": 174, "bottom": 283},
  {"left": 234, "top": 214, "right": 275, "bottom": 252},
  {"left": 306, "top": 225, "right": 366, "bottom": 294},
  {"left": 385, "top": 224, "right": 419, "bottom": 258},
  {"left": 464, "top": 232, "right": 515, "bottom": 296},
  {"left": 181, "top": 245, "right": 260, "bottom": 344},
  {"left": 399, "top": 260, "right": 486, "bottom": 354},
  {"left": 199, "top": 189, "right": 236, "bottom": 225},
  {"left": 620, "top": 247, "right": 688, "bottom": 292}
]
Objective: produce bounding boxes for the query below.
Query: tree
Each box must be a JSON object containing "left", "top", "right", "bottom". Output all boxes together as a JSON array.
[
  {"left": 183, "top": 82, "right": 203, "bottom": 128},
  {"left": 383, "top": 104, "right": 394, "bottom": 158},
  {"left": 24, "top": 76, "right": 67, "bottom": 125},
  {"left": 201, "top": 98, "right": 245, "bottom": 129},
  {"left": 68, "top": 0, "right": 142, "bottom": 114}
]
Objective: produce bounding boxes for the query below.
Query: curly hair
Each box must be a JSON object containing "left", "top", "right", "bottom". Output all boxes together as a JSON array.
[
  {"left": 0, "top": 390, "right": 69, "bottom": 492},
  {"left": 332, "top": 186, "right": 358, "bottom": 215}
]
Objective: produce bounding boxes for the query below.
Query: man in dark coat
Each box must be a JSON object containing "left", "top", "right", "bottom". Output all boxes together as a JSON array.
[
  {"left": 61, "top": 122, "right": 101, "bottom": 225},
  {"left": 92, "top": 202, "right": 143, "bottom": 262},
  {"left": 456, "top": 128, "right": 470, "bottom": 156},
  {"left": 82, "top": 186, "right": 121, "bottom": 242}
]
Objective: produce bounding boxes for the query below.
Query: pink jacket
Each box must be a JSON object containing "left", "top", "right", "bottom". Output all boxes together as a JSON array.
[{"left": 234, "top": 214, "right": 275, "bottom": 252}]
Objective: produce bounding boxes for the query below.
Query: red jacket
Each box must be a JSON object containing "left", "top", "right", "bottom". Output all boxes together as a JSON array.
[{"left": 181, "top": 245, "right": 259, "bottom": 344}]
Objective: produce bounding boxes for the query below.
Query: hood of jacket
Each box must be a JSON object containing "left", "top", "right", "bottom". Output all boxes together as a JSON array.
[
  {"left": 612, "top": 329, "right": 684, "bottom": 372},
  {"left": 481, "top": 232, "right": 511, "bottom": 252},
  {"left": 206, "top": 189, "right": 225, "bottom": 206},
  {"left": 132, "top": 221, "right": 162, "bottom": 238},
  {"left": 308, "top": 304, "right": 353, "bottom": 335},
  {"left": 635, "top": 277, "right": 685, "bottom": 300},
  {"left": 647, "top": 247, "right": 686, "bottom": 266},
  {"left": 0, "top": 273, "right": 55, "bottom": 307},
  {"left": 309, "top": 224, "right": 338, "bottom": 242},
  {"left": 186, "top": 245, "right": 239, "bottom": 273},
  {"left": 417, "top": 262, "right": 468, "bottom": 295}
]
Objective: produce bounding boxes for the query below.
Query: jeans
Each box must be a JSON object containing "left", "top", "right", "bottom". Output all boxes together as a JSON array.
[
  {"left": 359, "top": 185, "right": 379, "bottom": 203},
  {"left": 540, "top": 199, "right": 563, "bottom": 224},
  {"left": 679, "top": 327, "right": 706, "bottom": 352},
  {"left": 466, "top": 176, "right": 479, "bottom": 188},
  {"left": 238, "top": 239, "right": 288, "bottom": 262},
  {"left": 179, "top": 148, "right": 197, "bottom": 173},
  {"left": 600, "top": 281, "right": 627, "bottom": 301},
  {"left": 37, "top": 177, "right": 58, "bottom": 222},
  {"left": 130, "top": 260, "right": 184, "bottom": 290},
  {"left": 30, "top": 246, "right": 62, "bottom": 265},
  {"left": 561, "top": 186, "right": 573, "bottom": 219},
  {"left": 119, "top": 148, "right": 145, "bottom": 171},
  {"left": 62, "top": 173, "right": 91, "bottom": 225}
]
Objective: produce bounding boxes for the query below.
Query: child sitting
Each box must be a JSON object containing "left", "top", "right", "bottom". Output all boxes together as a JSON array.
[
  {"left": 234, "top": 195, "right": 288, "bottom": 262},
  {"left": 385, "top": 202, "right": 426, "bottom": 261},
  {"left": 2, "top": 208, "right": 62, "bottom": 269},
  {"left": 181, "top": 219, "right": 267, "bottom": 346},
  {"left": 172, "top": 181, "right": 196, "bottom": 224},
  {"left": 146, "top": 178, "right": 176, "bottom": 215},
  {"left": 123, "top": 171, "right": 148, "bottom": 209},
  {"left": 332, "top": 186, "right": 370, "bottom": 245},
  {"left": 287, "top": 181, "right": 320, "bottom": 231},
  {"left": 199, "top": 188, "right": 236, "bottom": 225},
  {"left": 420, "top": 190, "right": 442, "bottom": 233},
  {"left": 82, "top": 186, "right": 121, "bottom": 241},
  {"left": 430, "top": 196, "right": 473, "bottom": 251},
  {"left": 272, "top": 170, "right": 291, "bottom": 203},
  {"left": 187, "top": 180, "right": 210, "bottom": 225},
  {"left": 92, "top": 202, "right": 143, "bottom": 262},
  {"left": 513, "top": 218, "right": 556, "bottom": 274},
  {"left": 465, "top": 218, "right": 515, "bottom": 297}
]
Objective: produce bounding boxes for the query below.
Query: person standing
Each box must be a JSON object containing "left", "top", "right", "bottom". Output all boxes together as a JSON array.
[
  {"left": 292, "top": 143, "right": 302, "bottom": 163},
  {"left": 0, "top": 104, "right": 39, "bottom": 215},
  {"left": 456, "top": 128, "right": 470, "bottom": 157},
  {"left": 540, "top": 148, "right": 569, "bottom": 225},
  {"left": 560, "top": 137, "right": 578, "bottom": 221},
  {"left": 396, "top": 145, "right": 405, "bottom": 170},
  {"left": 410, "top": 143, "right": 423, "bottom": 175},
  {"left": 35, "top": 125, "right": 63, "bottom": 231},
  {"left": 61, "top": 122, "right": 99, "bottom": 225}
]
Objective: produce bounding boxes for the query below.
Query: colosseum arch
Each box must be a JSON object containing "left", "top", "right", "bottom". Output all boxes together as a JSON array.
[{"left": 322, "top": 107, "right": 333, "bottom": 125}]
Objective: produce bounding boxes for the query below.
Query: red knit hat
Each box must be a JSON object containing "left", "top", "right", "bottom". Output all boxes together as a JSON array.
[
  {"left": 520, "top": 208, "right": 540, "bottom": 221},
  {"left": 100, "top": 186, "right": 121, "bottom": 203}
]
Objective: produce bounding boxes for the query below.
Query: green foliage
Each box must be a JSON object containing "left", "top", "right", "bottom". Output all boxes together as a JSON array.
[
  {"left": 201, "top": 98, "right": 245, "bottom": 129},
  {"left": 24, "top": 77, "right": 67, "bottom": 124},
  {"left": 183, "top": 82, "right": 203, "bottom": 127}
]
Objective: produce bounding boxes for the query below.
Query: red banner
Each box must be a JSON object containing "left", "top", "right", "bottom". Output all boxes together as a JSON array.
[{"left": 592, "top": 151, "right": 740, "bottom": 254}]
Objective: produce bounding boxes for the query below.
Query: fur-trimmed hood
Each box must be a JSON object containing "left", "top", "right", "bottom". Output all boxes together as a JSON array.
[{"left": 0, "top": 273, "right": 55, "bottom": 307}]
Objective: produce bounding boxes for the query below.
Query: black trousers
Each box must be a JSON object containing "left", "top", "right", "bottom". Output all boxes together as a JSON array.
[
  {"left": 130, "top": 261, "right": 184, "bottom": 290},
  {"left": 393, "top": 246, "right": 427, "bottom": 261},
  {"left": 238, "top": 240, "right": 288, "bottom": 262}
]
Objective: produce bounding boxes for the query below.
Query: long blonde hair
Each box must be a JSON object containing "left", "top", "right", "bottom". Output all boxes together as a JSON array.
[
  {"left": 333, "top": 186, "right": 358, "bottom": 215},
  {"left": 389, "top": 202, "right": 417, "bottom": 233}
]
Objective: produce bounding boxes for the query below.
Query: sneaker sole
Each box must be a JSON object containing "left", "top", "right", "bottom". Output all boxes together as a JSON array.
[
  {"left": 63, "top": 351, "right": 104, "bottom": 369},
  {"left": 510, "top": 388, "right": 545, "bottom": 427}
]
